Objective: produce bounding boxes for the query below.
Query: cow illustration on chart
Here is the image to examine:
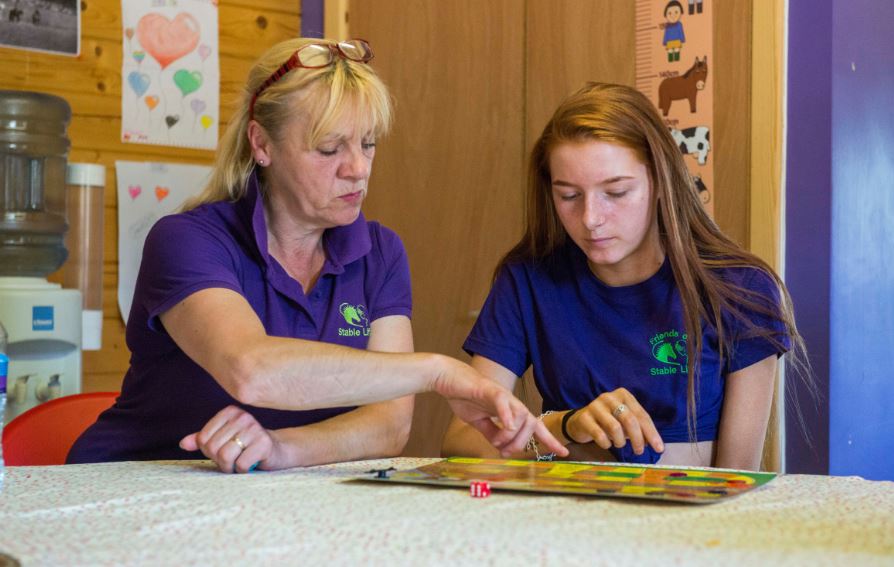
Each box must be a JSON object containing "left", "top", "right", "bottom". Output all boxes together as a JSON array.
[
  {"left": 692, "top": 175, "right": 710, "bottom": 204},
  {"left": 658, "top": 56, "right": 707, "bottom": 116},
  {"left": 670, "top": 126, "right": 710, "bottom": 165}
]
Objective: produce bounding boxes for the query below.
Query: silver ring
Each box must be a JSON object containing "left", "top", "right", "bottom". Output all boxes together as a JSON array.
[
  {"left": 612, "top": 404, "right": 628, "bottom": 419},
  {"left": 231, "top": 435, "right": 246, "bottom": 450}
]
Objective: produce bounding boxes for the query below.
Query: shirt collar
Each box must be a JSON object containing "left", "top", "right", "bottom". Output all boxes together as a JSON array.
[{"left": 241, "top": 167, "right": 372, "bottom": 274}]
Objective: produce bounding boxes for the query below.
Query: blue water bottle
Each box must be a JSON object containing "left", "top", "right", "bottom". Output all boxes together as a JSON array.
[{"left": 0, "top": 320, "right": 8, "bottom": 491}]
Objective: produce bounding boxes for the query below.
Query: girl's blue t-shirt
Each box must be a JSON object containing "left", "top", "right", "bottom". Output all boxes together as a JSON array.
[{"left": 464, "top": 242, "right": 789, "bottom": 462}]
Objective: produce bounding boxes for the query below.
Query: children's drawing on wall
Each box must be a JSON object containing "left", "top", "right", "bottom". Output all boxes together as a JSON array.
[
  {"left": 658, "top": 57, "right": 707, "bottom": 116},
  {"left": 120, "top": 0, "right": 219, "bottom": 150},
  {"left": 0, "top": 0, "right": 79, "bottom": 56},
  {"left": 661, "top": 1, "right": 685, "bottom": 63},
  {"left": 635, "top": 0, "right": 713, "bottom": 214},
  {"left": 115, "top": 161, "right": 211, "bottom": 323}
]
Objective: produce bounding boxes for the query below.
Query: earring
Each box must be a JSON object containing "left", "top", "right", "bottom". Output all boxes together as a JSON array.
[{"left": 257, "top": 159, "right": 266, "bottom": 166}]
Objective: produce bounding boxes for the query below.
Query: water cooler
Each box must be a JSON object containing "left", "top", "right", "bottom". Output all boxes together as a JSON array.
[
  {"left": 0, "top": 279, "right": 81, "bottom": 422},
  {"left": 0, "top": 90, "right": 82, "bottom": 424}
]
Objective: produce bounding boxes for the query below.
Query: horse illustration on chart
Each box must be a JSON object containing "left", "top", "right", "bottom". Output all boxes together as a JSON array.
[{"left": 658, "top": 56, "right": 708, "bottom": 116}]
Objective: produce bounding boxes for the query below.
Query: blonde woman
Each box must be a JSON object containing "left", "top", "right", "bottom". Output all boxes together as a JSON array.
[
  {"left": 443, "top": 83, "right": 807, "bottom": 470},
  {"left": 69, "top": 38, "right": 565, "bottom": 472}
]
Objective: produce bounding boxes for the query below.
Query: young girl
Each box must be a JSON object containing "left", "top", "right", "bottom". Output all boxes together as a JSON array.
[{"left": 442, "top": 83, "right": 807, "bottom": 470}]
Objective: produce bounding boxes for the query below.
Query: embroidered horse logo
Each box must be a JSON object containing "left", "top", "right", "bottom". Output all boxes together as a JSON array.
[
  {"left": 339, "top": 303, "right": 369, "bottom": 328},
  {"left": 652, "top": 337, "right": 688, "bottom": 367}
]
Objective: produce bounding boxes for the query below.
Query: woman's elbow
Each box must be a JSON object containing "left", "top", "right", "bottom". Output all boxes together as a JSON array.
[{"left": 219, "top": 349, "right": 269, "bottom": 406}]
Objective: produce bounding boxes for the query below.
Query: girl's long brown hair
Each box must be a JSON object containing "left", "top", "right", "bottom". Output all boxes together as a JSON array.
[{"left": 499, "top": 82, "right": 812, "bottom": 440}]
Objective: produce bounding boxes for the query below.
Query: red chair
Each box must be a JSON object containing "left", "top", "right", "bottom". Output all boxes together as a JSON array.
[{"left": 2, "top": 392, "right": 118, "bottom": 466}]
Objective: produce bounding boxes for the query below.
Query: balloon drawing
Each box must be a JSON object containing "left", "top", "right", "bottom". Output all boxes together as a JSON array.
[
  {"left": 198, "top": 44, "right": 211, "bottom": 62},
  {"left": 155, "top": 186, "right": 170, "bottom": 202},
  {"left": 173, "top": 70, "right": 203, "bottom": 97},
  {"left": 121, "top": 1, "right": 218, "bottom": 149},
  {"left": 136, "top": 12, "right": 201, "bottom": 70},
  {"left": 127, "top": 71, "right": 151, "bottom": 98}
]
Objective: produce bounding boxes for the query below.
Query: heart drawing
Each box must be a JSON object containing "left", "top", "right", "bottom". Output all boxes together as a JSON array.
[
  {"left": 174, "top": 69, "right": 203, "bottom": 97},
  {"left": 155, "top": 186, "right": 170, "bottom": 202},
  {"left": 127, "top": 71, "right": 151, "bottom": 98},
  {"left": 198, "top": 43, "right": 211, "bottom": 62},
  {"left": 128, "top": 185, "right": 142, "bottom": 200},
  {"left": 136, "top": 12, "right": 200, "bottom": 70}
]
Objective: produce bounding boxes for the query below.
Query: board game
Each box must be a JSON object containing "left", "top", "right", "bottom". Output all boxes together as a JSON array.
[{"left": 362, "top": 457, "right": 776, "bottom": 504}]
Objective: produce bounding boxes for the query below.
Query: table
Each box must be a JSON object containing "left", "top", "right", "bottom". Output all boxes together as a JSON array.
[{"left": 1, "top": 458, "right": 892, "bottom": 566}]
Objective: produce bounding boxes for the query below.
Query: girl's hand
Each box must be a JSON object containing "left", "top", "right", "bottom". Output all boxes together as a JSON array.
[{"left": 565, "top": 388, "right": 664, "bottom": 456}]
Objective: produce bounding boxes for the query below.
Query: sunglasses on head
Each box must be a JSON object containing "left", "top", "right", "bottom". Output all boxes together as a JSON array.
[{"left": 249, "top": 39, "right": 374, "bottom": 120}]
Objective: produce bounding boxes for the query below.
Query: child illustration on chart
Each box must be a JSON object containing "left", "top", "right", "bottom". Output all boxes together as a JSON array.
[{"left": 662, "top": 1, "right": 686, "bottom": 62}]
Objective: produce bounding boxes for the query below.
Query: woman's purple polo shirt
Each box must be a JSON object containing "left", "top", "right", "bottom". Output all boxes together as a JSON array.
[{"left": 68, "top": 170, "right": 411, "bottom": 463}]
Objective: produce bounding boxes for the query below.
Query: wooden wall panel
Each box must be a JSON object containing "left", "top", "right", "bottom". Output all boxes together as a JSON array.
[
  {"left": 750, "top": 0, "right": 785, "bottom": 472},
  {"left": 525, "top": 1, "right": 636, "bottom": 151},
  {"left": 350, "top": 0, "right": 526, "bottom": 457},
  {"left": 0, "top": 0, "right": 300, "bottom": 393},
  {"left": 713, "top": 0, "right": 752, "bottom": 246}
]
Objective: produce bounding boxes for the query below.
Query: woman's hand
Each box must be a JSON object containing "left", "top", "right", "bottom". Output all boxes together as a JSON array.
[
  {"left": 180, "top": 405, "right": 280, "bottom": 473},
  {"left": 433, "top": 356, "right": 568, "bottom": 458},
  {"left": 564, "top": 388, "right": 664, "bottom": 456}
]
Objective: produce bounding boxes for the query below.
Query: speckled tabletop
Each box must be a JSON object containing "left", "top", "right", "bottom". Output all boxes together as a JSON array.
[{"left": 1, "top": 458, "right": 892, "bottom": 566}]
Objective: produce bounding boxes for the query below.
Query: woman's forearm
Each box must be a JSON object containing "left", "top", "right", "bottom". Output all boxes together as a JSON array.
[
  {"left": 268, "top": 397, "right": 414, "bottom": 468},
  {"left": 222, "top": 336, "right": 447, "bottom": 410},
  {"left": 161, "top": 288, "right": 442, "bottom": 410}
]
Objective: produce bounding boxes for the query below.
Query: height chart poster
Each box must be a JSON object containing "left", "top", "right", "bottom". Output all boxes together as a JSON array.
[
  {"left": 120, "top": 0, "right": 219, "bottom": 150},
  {"left": 635, "top": 0, "right": 713, "bottom": 214}
]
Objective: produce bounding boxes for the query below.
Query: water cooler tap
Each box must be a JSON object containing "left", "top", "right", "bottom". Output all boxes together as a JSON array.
[
  {"left": 35, "top": 374, "right": 63, "bottom": 402},
  {"left": 10, "top": 374, "right": 32, "bottom": 404}
]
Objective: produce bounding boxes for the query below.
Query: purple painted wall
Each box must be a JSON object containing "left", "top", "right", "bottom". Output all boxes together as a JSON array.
[
  {"left": 787, "top": 0, "right": 894, "bottom": 480},
  {"left": 785, "top": 0, "right": 832, "bottom": 475},
  {"left": 829, "top": 0, "right": 894, "bottom": 480},
  {"left": 301, "top": 0, "right": 324, "bottom": 38}
]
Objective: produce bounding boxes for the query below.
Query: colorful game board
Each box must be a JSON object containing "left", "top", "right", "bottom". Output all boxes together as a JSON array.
[{"left": 362, "top": 457, "right": 776, "bottom": 504}]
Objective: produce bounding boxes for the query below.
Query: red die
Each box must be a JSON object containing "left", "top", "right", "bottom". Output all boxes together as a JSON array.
[{"left": 470, "top": 481, "right": 491, "bottom": 498}]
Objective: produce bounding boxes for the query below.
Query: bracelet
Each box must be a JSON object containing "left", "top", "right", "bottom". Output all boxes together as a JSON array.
[
  {"left": 525, "top": 411, "right": 556, "bottom": 461},
  {"left": 561, "top": 408, "right": 581, "bottom": 444}
]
